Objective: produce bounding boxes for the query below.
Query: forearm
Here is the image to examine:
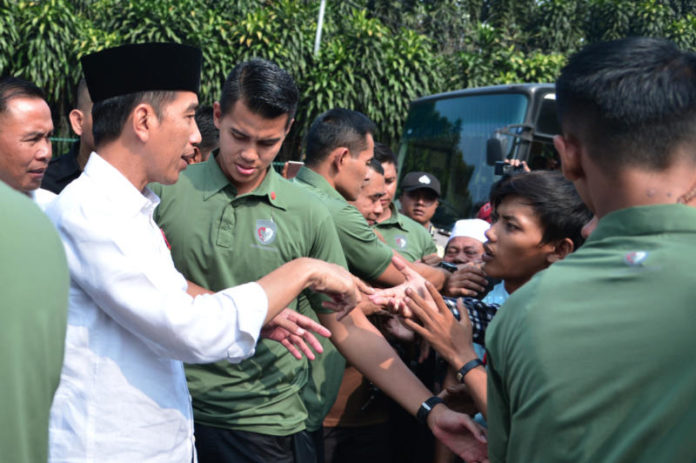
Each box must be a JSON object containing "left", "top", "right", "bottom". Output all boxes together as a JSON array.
[
  {"left": 462, "top": 368, "right": 487, "bottom": 419},
  {"left": 444, "top": 347, "right": 488, "bottom": 419},
  {"left": 256, "top": 257, "right": 317, "bottom": 324},
  {"left": 322, "top": 309, "right": 431, "bottom": 416},
  {"left": 412, "top": 262, "right": 447, "bottom": 290}
]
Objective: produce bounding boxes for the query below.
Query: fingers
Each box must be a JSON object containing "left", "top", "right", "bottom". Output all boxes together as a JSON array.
[
  {"left": 403, "top": 288, "right": 433, "bottom": 324},
  {"left": 368, "top": 289, "right": 399, "bottom": 307},
  {"left": 291, "top": 334, "right": 317, "bottom": 360},
  {"left": 354, "top": 277, "right": 375, "bottom": 295},
  {"left": 287, "top": 311, "right": 331, "bottom": 338},
  {"left": 280, "top": 338, "right": 303, "bottom": 360},
  {"left": 456, "top": 298, "right": 473, "bottom": 329},
  {"left": 426, "top": 281, "right": 451, "bottom": 316},
  {"left": 299, "top": 331, "right": 324, "bottom": 355}
]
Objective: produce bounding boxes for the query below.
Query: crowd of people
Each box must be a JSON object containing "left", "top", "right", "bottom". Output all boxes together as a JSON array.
[{"left": 1, "top": 35, "right": 694, "bottom": 463}]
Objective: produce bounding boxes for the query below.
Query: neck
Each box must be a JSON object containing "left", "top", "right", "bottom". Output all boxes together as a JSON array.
[
  {"left": 97, "top": 140, "right": 149, "bottom": 192},
  {"left": 77, "top": 143, "right": 92, "bottom": 171},
  {"left": 586, "top": 151, "right": 696, "bottom": 218},
  {"left": 307, "top": 162, "right": 337, "bottom": 190},
  {"left": 503, "top": 278, "right": 528, "bottom": 294}
]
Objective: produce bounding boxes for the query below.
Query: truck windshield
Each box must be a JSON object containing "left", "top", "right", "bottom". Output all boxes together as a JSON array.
[{"left": 398, "top": 92, "right": 528, "bottom": 228}]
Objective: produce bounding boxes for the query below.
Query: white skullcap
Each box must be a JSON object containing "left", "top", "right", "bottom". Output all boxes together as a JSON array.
[{"left": 449, "top": 219, "right": 490, "bottom": 244}]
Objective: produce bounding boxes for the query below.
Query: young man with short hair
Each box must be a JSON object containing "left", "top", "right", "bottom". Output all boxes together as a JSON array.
[
  {"left": 486, "top": 37, "right": 696, "bottom": 462},
  {"left": 349, "top": 158, "right": 385, "bottom": 225},
  {"left": 152, "top": 58, "right": 351, "bottom": 463},
  {"left": 372, "top": 143, "right": 438, "bottom": 262},
  {"left": 296, "top": 108, "right": 488, "bottom": 462}
]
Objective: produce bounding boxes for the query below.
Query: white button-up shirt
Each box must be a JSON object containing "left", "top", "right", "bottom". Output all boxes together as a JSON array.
[{"left": 46, "top": 153, "right": 268, "bottom": 462}]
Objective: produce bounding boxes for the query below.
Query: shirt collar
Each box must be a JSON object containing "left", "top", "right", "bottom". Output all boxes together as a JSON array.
[
  {"left": 200, "top": 154, "right": 286, "bottom": 210},
  {"left": 295, "top": 166, "right": 345, "bottom": 201},
  {"left": 84, "top": 152, "right": 159, "bottom": 217},
  {"left": 587, "top": 204, "right": 696, "bottom": 243},
  {"left": 377, "top": 203, "right": 408, "bottom": 230}
]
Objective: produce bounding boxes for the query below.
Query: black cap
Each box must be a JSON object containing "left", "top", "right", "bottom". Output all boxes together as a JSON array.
[
  {"left": 81, "top": 43, "right": 202, "bottom": 103},
  {"left": 401, "top": 171, "right": 441, "bottom": 196}
]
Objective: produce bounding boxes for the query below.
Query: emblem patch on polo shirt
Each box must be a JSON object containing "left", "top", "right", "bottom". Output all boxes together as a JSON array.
[
  {"left": 624, "top": 250, "right": 648, "bottom": 266},
  {"left": 395, "top": 234, "right": 407, "bottom": 249},
  {"left": 255, "top": 219, "right": 277, "bottom": 245}
]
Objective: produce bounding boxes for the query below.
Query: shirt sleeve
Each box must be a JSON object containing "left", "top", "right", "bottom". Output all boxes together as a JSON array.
[
  {"left": 485, "top": 297, "right": 520, "bottom": 463},
  {"left": 333, "top": 203, "right": 393, "bottom": 281},
  {"left": 305, "top": 208, "right": 349, "bottom": 314},
  {"left": 56, "top": 206, "right": 268, "bottom": 365}
]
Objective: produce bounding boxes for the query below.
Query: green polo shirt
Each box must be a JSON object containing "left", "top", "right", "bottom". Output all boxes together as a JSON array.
[
  {"left": 374, "top": 203, "right": 437, "bottom": 262},
  {"left": 152, "top": 156, "right": 347, "bottom": 435},
  {"left": 1, "top": 182, "right": 68, "bottom": 463},
  {"left": 294, "top": 166, "right": 393, "bottom": 281},
  {"left": 486, "top": 204, "right": 696, "bottom": 463}
]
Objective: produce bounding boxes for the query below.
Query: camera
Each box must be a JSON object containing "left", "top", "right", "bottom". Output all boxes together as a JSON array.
[{"left": 494, "top": 161, "right": 526, "bottom": 176}]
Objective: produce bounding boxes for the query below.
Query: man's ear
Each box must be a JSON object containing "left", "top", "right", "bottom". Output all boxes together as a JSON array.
[
  {"left": 547, "top": 237, "right": 574, "bottom": 264},
  {"left": 331, "top": 147, "right": 350, "bottom": 171},
  {"left": 213, "top": 101, "right": 222, "bottom": 129},
  {"left": 132, "top": 103, "right": 156, "bottom": 142},
  {"left": 69, "top": 109, "right": 84, "bottom": 136},
  {"left": 554, "top": 134, "right": 584, "bottom": 182}
]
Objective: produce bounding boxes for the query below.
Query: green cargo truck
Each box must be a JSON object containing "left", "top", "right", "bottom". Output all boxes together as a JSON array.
[{"left": 397, "top": 83, "right": 560, "bottom": 230}]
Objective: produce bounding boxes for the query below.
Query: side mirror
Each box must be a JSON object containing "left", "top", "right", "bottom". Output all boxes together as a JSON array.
[{"left": 486, "top": 138, "right": 505, "bottom": 166}]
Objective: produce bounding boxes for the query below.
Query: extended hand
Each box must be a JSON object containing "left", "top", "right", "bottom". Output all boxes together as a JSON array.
[
  {"left": 402, "top": 282, "right": 477, "bottom": 368},
  {"left": 261, "top": 308, "right": 331, "bottom": 360},
  {"left": 429, "top": 404, "right": 489, "bottom": 463},
  {"left": 368, "top": 255, "right": 431, "bottom": 316},
  {"left": 442, "top": 263, "right": 488, "bottom": 298},
  {"left": 310, "top": 262, "right": 371, "bottom": 320}
]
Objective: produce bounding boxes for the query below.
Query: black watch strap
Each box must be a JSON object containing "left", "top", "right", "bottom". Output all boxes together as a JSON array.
[
  {"left": 455, "top": 358, "right": 484, "bottom": 383},
  {"left": 416, "top": 396, "right": 444, "bottom": 425}
]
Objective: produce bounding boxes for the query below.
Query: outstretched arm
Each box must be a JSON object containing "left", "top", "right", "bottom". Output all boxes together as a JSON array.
[
  {"left": 319, "top": 307, "right": 488, "bottom": 460},
  {"left": 403, "top": 282, "right": 488, "bottom": 418}
]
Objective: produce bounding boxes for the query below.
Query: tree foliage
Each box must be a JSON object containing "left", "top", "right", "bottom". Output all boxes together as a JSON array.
[{"left": 0, "top": 0, "right": 694, "bottom": 157}]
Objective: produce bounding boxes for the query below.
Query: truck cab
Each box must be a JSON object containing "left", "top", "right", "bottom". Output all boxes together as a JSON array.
[{"left": 397, "top": 83, "right": 560, "bottom": 230}]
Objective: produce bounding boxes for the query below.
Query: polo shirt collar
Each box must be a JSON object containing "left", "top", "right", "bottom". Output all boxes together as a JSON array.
[
  {"left": 201, "top": 154, "right": 286, "bottom": 210},
  {"left": 200, "top": 153, "right": 233, "bottom": 200},
  {"left": 378, "top": 203, "right": 408, "bottom": 230},
  {"left": 295, "top": 166, "right": 344, "bottom": 201},
  {"left": 588, "top": 204, "right": 696, "bottom": 243}
]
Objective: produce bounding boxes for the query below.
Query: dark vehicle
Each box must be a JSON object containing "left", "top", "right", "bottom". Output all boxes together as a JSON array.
[{"left": 397, "top": 84, "right": 560, "bottom": 230}]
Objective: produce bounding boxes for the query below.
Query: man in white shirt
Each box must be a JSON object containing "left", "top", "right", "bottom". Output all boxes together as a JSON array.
[
  {"left": 46, "top": 42, "right": 360, "bottom": 462},
  {"left": 0, "top": 76, "right": 56, "bottom": 208}
]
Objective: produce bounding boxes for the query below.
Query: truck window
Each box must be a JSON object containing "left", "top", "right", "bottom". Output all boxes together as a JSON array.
[{"left": 398, "top": 93, "right": 528, "bottom": 227}]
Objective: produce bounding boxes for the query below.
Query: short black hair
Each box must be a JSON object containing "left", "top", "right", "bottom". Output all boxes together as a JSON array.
[
  {"left": 219, "top": 58, "right": 298, "bottom": 126},
  {"left": 368, "top": 157, "right": 384, "bottom": 175},
  {"left": 490, "top": 170, "right": 592, "bottom": 251},
  {"left": 91, "top": 90, "right": 177, "bottom": 147},
  {"left": 0, "top": 76, "right": 45, "bottom": 114},
  {"left": 304, "top": 108, "right": 376, "bottom": 166},
  {"left": 556, "top": 37, "right": 696, "bottom": 170},
  {"left": 373, "top": 142, "right": 397, "bottom": 169},
  {"left": 194, "top": 105, "right": 218, "bottom": 152},
  {"left": 75, "top": 77, "right": 91, "bottom": 111}
]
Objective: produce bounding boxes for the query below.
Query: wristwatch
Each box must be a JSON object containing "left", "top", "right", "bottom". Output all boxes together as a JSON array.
[
  {"left": 455, "top": 358, "right": 484, "bottom": 383},
  {"left": 416, "top": 396, "right": 444, "bottom": 425}
]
